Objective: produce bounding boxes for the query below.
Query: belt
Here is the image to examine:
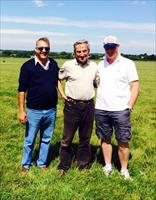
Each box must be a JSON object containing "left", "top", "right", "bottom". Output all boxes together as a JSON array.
[{"left": 67, "top": 97, "right": 93, "bottom": 104}]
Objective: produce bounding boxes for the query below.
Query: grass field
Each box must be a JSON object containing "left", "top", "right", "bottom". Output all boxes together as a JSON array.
[{"left": 0, "top": 57, "right": 156, "bottom": 200}]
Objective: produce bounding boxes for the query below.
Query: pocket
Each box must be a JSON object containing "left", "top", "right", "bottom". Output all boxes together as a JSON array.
[
  {"left": 64, "top": 100, "right": 72, "bottom": 113},
  {"left": 124, "top": 108, "right": 131, "bottom": 116}
]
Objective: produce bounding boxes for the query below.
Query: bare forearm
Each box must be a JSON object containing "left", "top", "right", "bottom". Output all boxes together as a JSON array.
[
  {"left": 57, "top": 80, "right": 67, "bottom": 101},
  {"left": 18, "top": 92, "right": 25, "bottom": 112},
  {"left": 18, "top": 92, "right": 27, "bottom": 124},
  {"left": 128, "top": 81, "right": 139, "bottom": 108}
]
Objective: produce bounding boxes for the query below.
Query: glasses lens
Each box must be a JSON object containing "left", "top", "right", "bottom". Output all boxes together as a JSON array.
[
  {"left": 104, "top": 43, "right": 117, "bottom": 49},
  {"left": 45, "top": 47, "right": 50, "bottom": 51},
  {"left": 37, "top": 47, "right": 50, "bottom": 52}
]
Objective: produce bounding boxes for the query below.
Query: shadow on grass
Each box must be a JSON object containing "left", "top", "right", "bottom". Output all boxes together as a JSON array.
[
  {"left": 32, "top": 142, "right": 61, "bottom": 166},
  {"left": 95, "top": 144, "right": 132, "bottom": 170},
  {"left": 32, "top": 143, "right": 132, "bottom": 170}
]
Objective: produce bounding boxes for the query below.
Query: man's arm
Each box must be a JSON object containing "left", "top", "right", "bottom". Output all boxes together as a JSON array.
[
  {"left": 93, "top": 72, "right": 100, "bottom": 88},
  {"left": 57, "top": 80, "right": 68, "bottom": 102},
  {"left": 18, "top": 91, "right": 27, "bottom": 124},
  {"left": 128, "top": 80, "right": 139, "bottom": 109}
]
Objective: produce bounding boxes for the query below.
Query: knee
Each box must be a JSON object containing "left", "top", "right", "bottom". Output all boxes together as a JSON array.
[
  {"left": 118, "top": 142, "right": 129, "bottom": 149},
  {"left": 41, "top": 137, "right": 51, "bottom": 144},
  {"left": 101, "top": 138, "right": 111, "bottom": 144}
]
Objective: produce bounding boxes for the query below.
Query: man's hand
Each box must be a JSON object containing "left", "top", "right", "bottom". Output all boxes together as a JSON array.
[
  {"left": 61, "top": 94, "right": 68, "bottom": 103},
  {"left": 18, "top": 111, "right": 27, "bottom": 124},
  {"left": 57, "top": 80, "right": 68, "bottom": 103},
  {"left": 128, "top": 80, "right": 139, "bottom": 109}
]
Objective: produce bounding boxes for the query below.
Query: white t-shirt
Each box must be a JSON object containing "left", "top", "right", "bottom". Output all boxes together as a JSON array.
[{"left": 95, "top": 55, "right": 139, "bottom": 111}]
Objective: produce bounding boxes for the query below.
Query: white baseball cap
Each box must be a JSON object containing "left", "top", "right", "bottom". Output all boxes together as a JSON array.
[{"left": 103, "top": 35, "right": 119, "bottom": 48}]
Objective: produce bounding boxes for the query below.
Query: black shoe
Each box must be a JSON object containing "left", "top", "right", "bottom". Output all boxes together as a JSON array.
[{"left": 78, "top": 164, "right": 91, "bottom": 171}]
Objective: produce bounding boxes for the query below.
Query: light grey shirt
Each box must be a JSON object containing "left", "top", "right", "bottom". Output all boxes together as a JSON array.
[{"left": 59, "top": 59, "right": 98, "bottom": 100}]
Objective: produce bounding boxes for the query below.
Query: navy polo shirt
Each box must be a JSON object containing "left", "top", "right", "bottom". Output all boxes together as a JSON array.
[{"left": 18, "top": 58, "right": 59, "bottom": 110}]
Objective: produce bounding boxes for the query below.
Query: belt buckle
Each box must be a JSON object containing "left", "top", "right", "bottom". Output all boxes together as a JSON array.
[{"left": 68, "top": 98, "right": 76, "bottom": 104}]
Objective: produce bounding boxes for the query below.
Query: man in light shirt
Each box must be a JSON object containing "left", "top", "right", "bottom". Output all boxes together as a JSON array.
[
  {"left": 18, "top": 37, "right": 65, "bottom": 172},
  {"left": 95, "top": 35, "right": 139, "bottom": 179},
  {"left": 58, "top": 40, "right": 98, "bottom": 175}
]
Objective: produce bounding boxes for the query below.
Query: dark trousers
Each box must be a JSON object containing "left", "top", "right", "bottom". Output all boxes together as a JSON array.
[{"left": 58, "top": 99, "right": 94, "bottom": 171}]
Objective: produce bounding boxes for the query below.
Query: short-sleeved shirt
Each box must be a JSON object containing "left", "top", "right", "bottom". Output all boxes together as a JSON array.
[
  {"left": 95, "top": 55, "right": 139, "bottom": 111},
  {"left": 59, "top": 59, "right": 98, "bottom": 100}
]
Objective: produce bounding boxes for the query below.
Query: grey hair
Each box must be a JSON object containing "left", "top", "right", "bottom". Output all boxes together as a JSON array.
[
  {"left": 36, "top": 37, "right": 50, "bottom": 47},
  {"left": 73, "top": 39, "right": 90, "bottom": 52}
]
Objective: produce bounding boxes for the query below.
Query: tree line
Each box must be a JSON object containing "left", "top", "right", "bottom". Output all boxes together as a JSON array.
[{"left": 0, "top": 50, "right": 156, "bottom": 61}]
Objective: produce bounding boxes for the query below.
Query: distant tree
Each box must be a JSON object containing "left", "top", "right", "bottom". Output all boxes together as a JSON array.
[
  {"left": 0, "top": 49, "right": 155, "bottom": 60},
  {"left": 1, "top": 50, "right": 12, "bottom": 57}
]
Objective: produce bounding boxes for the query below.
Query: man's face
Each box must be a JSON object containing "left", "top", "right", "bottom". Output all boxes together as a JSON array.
[
  {"left": 104, "top": 45, "right": 119, "bottom": 60},
  {"left": 35, "top": 40, "right": 50, "bottom": 61},
  {"left": 74, "top": 43, "right": 90, "bottom": 65}
]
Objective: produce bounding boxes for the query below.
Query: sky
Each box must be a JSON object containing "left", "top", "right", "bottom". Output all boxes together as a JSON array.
[{"left": 1, "top": 0, "right": 156, "bottom": 54}]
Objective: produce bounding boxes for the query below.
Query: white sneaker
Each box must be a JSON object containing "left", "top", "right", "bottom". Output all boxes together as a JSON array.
[
  {"left": 103, "top": 165, "right": 112, "bottom": 176},
  {"left": 120, "top": 168, "right": 131, "bottom": 180}
]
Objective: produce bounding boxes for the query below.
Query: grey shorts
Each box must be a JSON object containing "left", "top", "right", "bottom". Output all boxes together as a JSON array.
[{"left": 95, "top": 109, "right": 131, "bottom": 144}]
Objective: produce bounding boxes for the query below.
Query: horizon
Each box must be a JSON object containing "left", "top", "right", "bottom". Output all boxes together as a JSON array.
[{"left": 0, "top": 49, "right": 155, "bottom": 56}]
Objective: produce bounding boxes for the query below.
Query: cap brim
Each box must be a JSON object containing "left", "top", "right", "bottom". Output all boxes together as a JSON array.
[{"left": 104, "top": 43, "right": 117, "bottom": 49}]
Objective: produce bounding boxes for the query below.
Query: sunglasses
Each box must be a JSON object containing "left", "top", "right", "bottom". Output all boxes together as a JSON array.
[
  {"left": 36, "top": 47, "right": 50, "bottom": 52},
  {"left": 104, "top": 43, "right": 117, "bottom": 49}
]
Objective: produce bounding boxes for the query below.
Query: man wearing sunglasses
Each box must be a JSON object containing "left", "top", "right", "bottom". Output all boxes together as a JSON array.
[
  {"left": 18, "top": 37, "right": 65, "bottom": 172},
  {"left": 95, "top": 35, "right": 139, "bottom": 179},
  {"left": 57, "top": 40, "right": 98, "bottom": 175}
]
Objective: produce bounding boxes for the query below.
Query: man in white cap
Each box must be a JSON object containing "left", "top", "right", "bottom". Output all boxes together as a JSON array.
[{"left": 95, "top": 35, "right": 139, "bottom": 179}]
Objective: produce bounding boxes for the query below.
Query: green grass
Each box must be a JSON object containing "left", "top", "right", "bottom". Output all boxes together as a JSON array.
[{"left": 0, "top": 58, "right": 156, "bottom": 200}]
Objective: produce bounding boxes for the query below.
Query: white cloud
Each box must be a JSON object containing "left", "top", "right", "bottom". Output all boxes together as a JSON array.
[
  {"left": 121, "top": 40, "right": 155, "bottom": 54},
  {"left": 0, "top": 38, "right": 74, "bottom": 51},
  {"left": 1, "top": 38, "right": 35, "bottom": 50},
  {"left": 0, "top": 29, "right": 70, "bottom": 36},
  {"left": 32, "top": 0, "right": 47, "bottom": 7},
  {"left": 122, "top": 40, "right": 154, "bottom": 49},
  {"left": 1, "top": 16, "right": 154, "bottom": 32},
  {"left": 1, "top": 35, "right": 155, "bottom": 54}
]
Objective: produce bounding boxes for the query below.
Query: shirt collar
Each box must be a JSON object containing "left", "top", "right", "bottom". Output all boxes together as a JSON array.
[
  {"left": 104, "top": 53, "right": 121, "bottom": 65},
  {"left": 74, "top": 58, "right": 90, "bottom": 67},
  {"left": 34, "top": 56, "right": 50, "bottom": 70}
]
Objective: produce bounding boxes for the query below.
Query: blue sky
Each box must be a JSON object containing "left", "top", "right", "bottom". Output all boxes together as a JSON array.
[{"left": 1, "top": 0, "right": 155, "bottom": 54}]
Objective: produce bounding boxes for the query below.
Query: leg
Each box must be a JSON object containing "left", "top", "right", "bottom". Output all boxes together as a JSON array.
[
  {"left": 113, "top": 109, "right": 131, "bottom": 170},
  {"left": 101, "top": 139, "right": 112, "bottom": 166},
  {"left": 37, "top": 108, "right": 56, "bottom": 167},
  {"left": 58, "top": 101, "right": 79, "bottom": 171},
  {"left": 22, "top": 109, "right": 42, "bottom": 169},
  {"left": 95, "top": 109, "right": 113, "bottom": 165},
  {"left": 101, "top": 139, "right": 113, "bottom": 175},
  {"left": 77, "top": 101, "right": 94, "bottom": 169},
  {"left": 118, "top": 142, "right": 129, "bottom": 170},
  {"left": 113, "top": 109, "right": 131, "bottom": 179},
  {"left": 95, "top": 109, "right": 113, "bottom": 175}
]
